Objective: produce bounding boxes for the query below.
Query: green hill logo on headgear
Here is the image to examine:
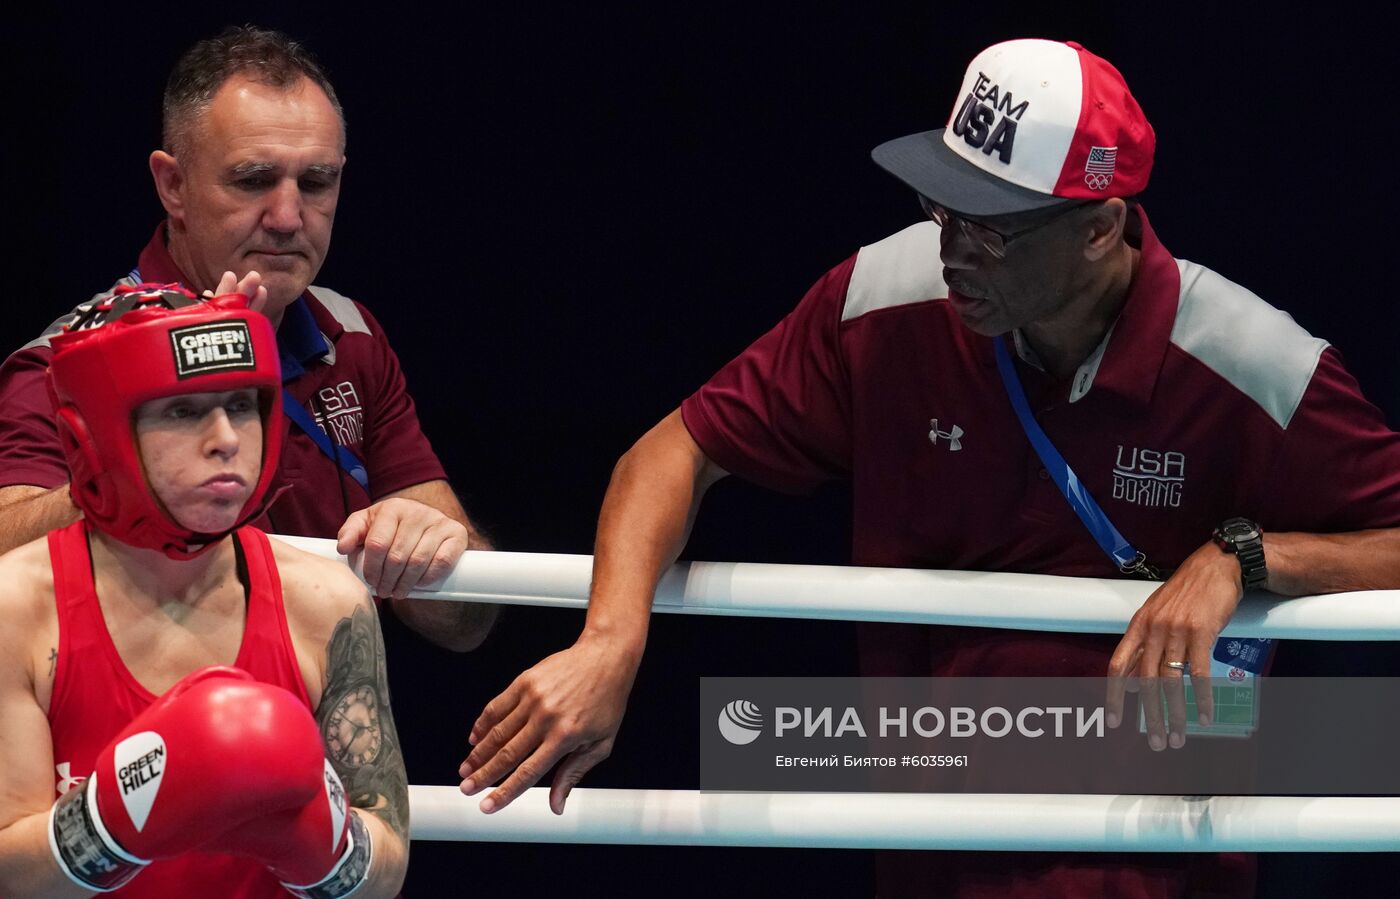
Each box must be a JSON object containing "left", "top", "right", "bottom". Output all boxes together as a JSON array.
[{"left": 169, "top": 321, "right": 256, "bottom": 378}]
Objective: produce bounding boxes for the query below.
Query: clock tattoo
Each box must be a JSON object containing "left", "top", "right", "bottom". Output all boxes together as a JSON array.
[
  {"left": 316, "top": 604, "right": 408, "bottom": 837},
  {"left": 325, "top": 684, "right": 382, "bottom": 766}
]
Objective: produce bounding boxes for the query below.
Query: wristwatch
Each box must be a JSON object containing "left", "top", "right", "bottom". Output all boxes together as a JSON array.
[{"left": 1212, "top": 517, "right": 1268, "bottom": 590}]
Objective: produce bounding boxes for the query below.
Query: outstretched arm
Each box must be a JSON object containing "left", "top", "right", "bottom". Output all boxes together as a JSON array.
[{"left": 460, "top": 408, "right": 728, "bottom": 813}]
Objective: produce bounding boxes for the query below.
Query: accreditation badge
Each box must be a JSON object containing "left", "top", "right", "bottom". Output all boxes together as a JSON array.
[{"left": 1138, "top": 653, "right": 1260, "bottom": 739}]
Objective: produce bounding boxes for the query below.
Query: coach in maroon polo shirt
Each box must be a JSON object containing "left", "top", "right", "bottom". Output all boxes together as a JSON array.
[
  {"left": 458, "top": 37, "right": 1400, "bottom": 896},
  {"left": 0, "top": 27, "right": 496, "bottom": 650}
]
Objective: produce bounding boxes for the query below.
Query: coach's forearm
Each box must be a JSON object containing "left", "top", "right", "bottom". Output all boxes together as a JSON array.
[
  {"left": 585, "top": 409, "right": 727, "bottom": 650},
  {"left": 382, "top": 479, "right": 500, "bottom": 651},
  {"left": 0, "top": 485, "right": 79, "bottom": 557},
  {"left": 1263, "top": 528, "right": 1400, "bottom": 596}
]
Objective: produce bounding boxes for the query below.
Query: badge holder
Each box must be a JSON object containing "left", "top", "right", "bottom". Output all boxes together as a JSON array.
[{"left": 1136, "top": 656, "right": 1260, "bottom": 739}]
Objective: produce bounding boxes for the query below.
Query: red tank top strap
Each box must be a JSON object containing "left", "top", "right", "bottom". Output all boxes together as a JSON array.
[
  {"left": 47, "top": 519, "right": 96, "bottom": 618},
  {"left": 46, "top": 520, "right": 154, "bottom": 718},
  {"left": 233, "top": 527, "right": 312, "bottom": 709}
]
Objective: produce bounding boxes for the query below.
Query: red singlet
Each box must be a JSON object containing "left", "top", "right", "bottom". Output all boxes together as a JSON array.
[{"left": 46, "top": 520, "right": 312, "bottom": 898}]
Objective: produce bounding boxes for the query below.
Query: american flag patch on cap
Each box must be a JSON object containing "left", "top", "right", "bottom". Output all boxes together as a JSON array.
[{"left": 1084, "top": 146, "right": 1117, "bottom": 190}]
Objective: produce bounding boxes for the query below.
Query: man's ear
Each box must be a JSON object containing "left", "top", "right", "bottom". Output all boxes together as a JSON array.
[
  {"left": 149, "top": 150, "right": 185, "bottom": 222},
  {"left": 1082, "top": 198, "right": 1128, "bottom": 262}
]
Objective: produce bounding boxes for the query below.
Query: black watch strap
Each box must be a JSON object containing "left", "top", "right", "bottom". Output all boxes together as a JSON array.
[{"left": 1213, "top": 517, "right": 1267, "bottom": 590}]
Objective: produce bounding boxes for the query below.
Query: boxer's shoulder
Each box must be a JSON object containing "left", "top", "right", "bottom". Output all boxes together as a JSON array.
[
  {"left": 0, "top": 537, "right": 57, "bottom": 621},
  {"left": 0, "top": 537, "right": 58, "bottom": 691},
  {"left": 266, "top": 536, "right": 374, "bottom": 653},
  {"left": 270, "top": 536, "right": 368, "bottom": 600}
]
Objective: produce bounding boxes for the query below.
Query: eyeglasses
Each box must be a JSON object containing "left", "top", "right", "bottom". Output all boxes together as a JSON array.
[{"left": 919, "top": 195, "right": 1091, "bottom": 260}]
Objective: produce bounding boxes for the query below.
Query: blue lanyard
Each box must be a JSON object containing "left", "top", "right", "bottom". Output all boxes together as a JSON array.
[
  {"left": 282, "top": 390, "right": 370, "bottom": 492},
  {"left": 993, "top": 336, "right": 1157, "bottom": 579}
]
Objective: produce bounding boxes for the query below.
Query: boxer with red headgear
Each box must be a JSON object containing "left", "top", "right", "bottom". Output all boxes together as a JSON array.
[
  {"left": 0, "top": 295, "right": 409, "bottom": 896},
  {"left": 48, "top": 284, "right": 283, "bottom": 559}
]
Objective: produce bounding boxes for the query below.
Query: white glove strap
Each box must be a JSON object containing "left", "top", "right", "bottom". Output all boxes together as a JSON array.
[
  {"left": 281, "top": 810, "right": 373, "bottom": 899},
  {"left": 48, "top": 776, "right": 149, "bottom": 892}
]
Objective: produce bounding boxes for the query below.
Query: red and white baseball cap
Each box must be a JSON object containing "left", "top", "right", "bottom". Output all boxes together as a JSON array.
[{"left": 872, "top": 39, "right": 1155, "bottom": 216}]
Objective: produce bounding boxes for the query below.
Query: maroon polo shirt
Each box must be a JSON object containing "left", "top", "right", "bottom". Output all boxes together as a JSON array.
[
  {"left": 0, "top": 225, "right": 447, "bottom": 539},
  {"left": 682, "top": 207, "right": 1400, "bottom": 897}
]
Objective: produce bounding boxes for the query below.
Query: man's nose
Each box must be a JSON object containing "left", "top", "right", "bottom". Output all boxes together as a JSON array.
[{"left": 262, "top": 179, "right": 304, "bottom": 235}]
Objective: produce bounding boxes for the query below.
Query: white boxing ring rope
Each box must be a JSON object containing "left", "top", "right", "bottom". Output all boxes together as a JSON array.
[
  {"left": 279, "top": 537, "right": 1400, "bottom": 640},
  {"left": 406, "top": 788, "right": 1400, "bottom": 852},
  {"left": 277, "top": 536, "right": 1400, "bottom": 851}
]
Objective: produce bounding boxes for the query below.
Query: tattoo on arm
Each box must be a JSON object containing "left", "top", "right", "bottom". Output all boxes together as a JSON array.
[
  {"left": 48, "top": 648, "right": 57, "bottom": 679},
  {"left": 317, "top": 605, "right": 409, "bottom": 838}
]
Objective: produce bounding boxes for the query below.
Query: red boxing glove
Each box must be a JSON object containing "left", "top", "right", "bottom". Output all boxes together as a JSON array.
[
  {"left": 214, "top": 762, "right": 373, "bottom": 898},
  {"left": 49, "top": 666, "right": 367, "bottom": 896}
]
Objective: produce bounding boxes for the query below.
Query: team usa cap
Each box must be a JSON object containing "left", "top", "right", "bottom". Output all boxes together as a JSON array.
[{"left": 872, "top": 39, "right": 1155, "bottom": 216}]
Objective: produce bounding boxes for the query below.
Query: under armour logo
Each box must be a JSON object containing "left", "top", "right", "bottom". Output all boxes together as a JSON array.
[
  {"left": 55, "top": 762, "right": 83, "bottom": 796},
  {"left": 928, "top": 418, "right": 963, "bottom": 451}
]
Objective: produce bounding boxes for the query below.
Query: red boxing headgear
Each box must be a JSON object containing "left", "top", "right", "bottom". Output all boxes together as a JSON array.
[{"left": 46, "top": 284, "right": 283, "bottom": 558}]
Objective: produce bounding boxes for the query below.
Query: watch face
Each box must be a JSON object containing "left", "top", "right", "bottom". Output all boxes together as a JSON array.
[{"left": 1221, "top": 519, "right": 1261, "bottom": 542}]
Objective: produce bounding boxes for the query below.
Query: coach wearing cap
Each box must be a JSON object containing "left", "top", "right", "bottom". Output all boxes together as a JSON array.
[{"left": 459, "top": 38, "right": 1400, "bottom": 895}]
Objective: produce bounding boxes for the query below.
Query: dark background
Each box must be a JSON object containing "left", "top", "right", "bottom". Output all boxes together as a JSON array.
[{"left": 5, "top": 3, "right": 1396, "bottom": 895}]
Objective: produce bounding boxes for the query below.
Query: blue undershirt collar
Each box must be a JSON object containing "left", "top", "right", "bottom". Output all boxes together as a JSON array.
[{"left": 277, "top": 296, "right": 330, "bottom": 382}]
